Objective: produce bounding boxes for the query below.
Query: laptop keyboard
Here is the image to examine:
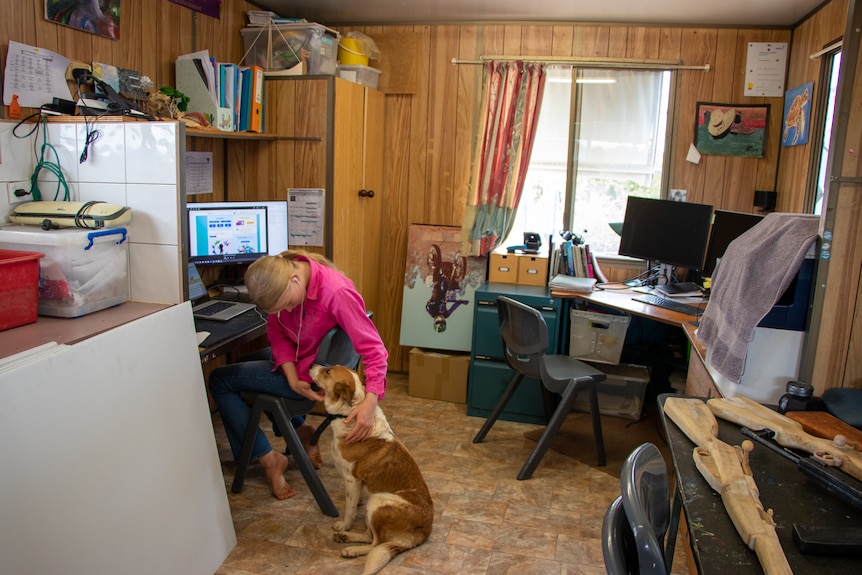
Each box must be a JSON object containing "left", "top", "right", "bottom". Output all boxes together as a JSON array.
[{"left": 195, "top": 301, "right": 234, "bottom": 316}]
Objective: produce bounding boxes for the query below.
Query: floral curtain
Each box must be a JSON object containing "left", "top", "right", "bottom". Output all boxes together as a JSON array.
[{"left": 462, "top": 61, "right": 547, "bottom": 257}]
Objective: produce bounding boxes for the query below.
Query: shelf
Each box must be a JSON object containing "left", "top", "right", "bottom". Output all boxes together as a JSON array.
[{"left": 185, "top": 127, "right": 320, "bottom": 141}]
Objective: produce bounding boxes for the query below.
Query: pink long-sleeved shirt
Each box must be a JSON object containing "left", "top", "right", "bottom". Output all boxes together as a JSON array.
[{"left": 266, "top": 256, "right": 388, "bottom": 399}]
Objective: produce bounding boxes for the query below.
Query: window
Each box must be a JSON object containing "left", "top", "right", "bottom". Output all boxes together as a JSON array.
[
  {"left": 812, "top": 49, "right": 841, "bottom": 215},
  {"left": 506, "top": 66, "right": 673, "bottom": 256}
]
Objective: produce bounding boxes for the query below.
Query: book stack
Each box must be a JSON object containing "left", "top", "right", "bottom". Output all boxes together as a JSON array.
[{"left": 550, "top": 239, "right": 596, "bottom": 280}]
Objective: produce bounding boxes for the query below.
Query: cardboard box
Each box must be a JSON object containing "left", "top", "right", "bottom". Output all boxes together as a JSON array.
[
  {"left": 517, "top": 255, "right": 549, "bottom": 286},
  {"left": 574, "top": 362, "right": 650, "bottom": 420},
  {"left": 408, "top": 347, "right": 469, "bottom": 403},
  {"left": 488, "top": 252, "right": 519, "bottom": 283}
]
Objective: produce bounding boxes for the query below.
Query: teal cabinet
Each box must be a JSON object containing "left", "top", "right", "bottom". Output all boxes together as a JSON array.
[{"left": 466, "top": 283, "right": 564, "bottom": 424}]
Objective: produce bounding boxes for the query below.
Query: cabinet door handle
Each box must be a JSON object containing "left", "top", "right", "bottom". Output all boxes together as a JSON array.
[{"left": 358, "top": 189, "right": 375, "bottom": 198}]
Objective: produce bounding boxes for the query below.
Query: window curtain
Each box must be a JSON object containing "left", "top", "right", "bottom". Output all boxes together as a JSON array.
[{"left": 462, "top": 61, "right": 547, "bottom": 257}]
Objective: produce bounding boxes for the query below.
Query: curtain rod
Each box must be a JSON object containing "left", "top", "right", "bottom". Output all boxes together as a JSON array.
[
  {"left": 451, "top": 55, "right": 709, "bottom": 71},
  {"left": 809, "top": 40, "right": 842, "bottom": 60}
]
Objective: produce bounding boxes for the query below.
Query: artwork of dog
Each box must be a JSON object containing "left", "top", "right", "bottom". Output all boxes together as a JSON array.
[{"left": 310, "top": 365, "right": 434, "bottom": 575}]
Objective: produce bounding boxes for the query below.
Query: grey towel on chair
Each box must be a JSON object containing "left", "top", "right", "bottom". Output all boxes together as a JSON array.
[{"left": 696, "top": 212, "right": 819, "bottom": 383}]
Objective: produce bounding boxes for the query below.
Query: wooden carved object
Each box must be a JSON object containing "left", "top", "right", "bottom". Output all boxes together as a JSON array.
[
  {"left": 664, "top": 397, "right": 792, "bottom": 575},
  {"left": 708, "top": 396, "right": 862, "bottom": 482}
]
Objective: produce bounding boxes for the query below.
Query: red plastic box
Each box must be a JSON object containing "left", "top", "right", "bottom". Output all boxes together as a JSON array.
[{"left": 0, "top": 249, "right": 44, "bottom": 331}]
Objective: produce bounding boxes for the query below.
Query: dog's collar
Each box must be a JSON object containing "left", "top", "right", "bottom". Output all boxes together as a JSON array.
[{"left": 309, "top": 413, "right": 347, "bottom": 446}]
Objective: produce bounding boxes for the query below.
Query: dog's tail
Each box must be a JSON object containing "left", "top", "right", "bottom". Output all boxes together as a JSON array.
[{"left": 361, "top": 541, "right": 409, "bottom": 575}]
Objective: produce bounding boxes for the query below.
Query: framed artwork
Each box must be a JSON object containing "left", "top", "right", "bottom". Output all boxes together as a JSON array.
[
  {"left": 45, "top": 0, "right": 120, "bottom": 40},
  {"left": 695, "top": 102, "right": 769, "bottom": 158},
  {"left": 399, "top": 224, "right": 486, "bottom": 352},
  {"left": 782, "top": 82, "right": 813, "bottom": 147}
]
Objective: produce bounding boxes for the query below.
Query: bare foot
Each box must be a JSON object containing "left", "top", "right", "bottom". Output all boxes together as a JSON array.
[
  {"left": 296, "top": 423, "right": 324, "bottom": 469},
  {"left": 258, "top": 450, "right": 295, "bottom": 500}
]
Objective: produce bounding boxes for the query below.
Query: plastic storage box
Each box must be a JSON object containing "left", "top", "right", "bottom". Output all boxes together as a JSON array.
[
  {"left": 338, "top": 65, "right": 381, "bottom": 89},
  {"left": 0, "top": 249, "right": 44, "bottom": 330},
  {"left": 241, "top": 23, "right": 340, "bottom": 75},
  {"left": 569, "top": 308, "right": 631, "bottom": 364},
  {"left": 0, "top": 226, "right": 130, "bottom": 318},
  {"left": 574, "top": 362, "right": 650, "bottom": 420}
]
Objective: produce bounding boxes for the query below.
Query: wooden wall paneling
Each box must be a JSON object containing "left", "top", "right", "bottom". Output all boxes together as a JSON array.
[
  {"left": 672, "top": 29, "right": 717, "bottom": 200},
  {"left": 407, "top": 26, "right": 432, "bottom": 231},
  {"left": 426, "top": 25, "right": 460, "bottom": 226},
  {"left": 844, "top": 272, "right": 862, "bottom": 388},
  {"left": 625, "top": 26, "right": 661, "bottom": 60},
  {"left": 607, "top": 26, "right": 629, "bottom": 59},
  {"left": 574, "top": 25, "right": 611, "bottom": 58},
  {"left": 453, "top": 26, "right": 480, "bottom": 230},
  {"left": 551, "top": 26, "right": 575, "bottom": 57},
  {"left": 658, "top": 27, "right": 683, "bottom": 62}
]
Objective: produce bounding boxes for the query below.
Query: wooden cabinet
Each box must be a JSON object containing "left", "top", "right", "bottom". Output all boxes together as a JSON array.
[{"left": 264, "top": 76, "right": 384, "bottom": 312}]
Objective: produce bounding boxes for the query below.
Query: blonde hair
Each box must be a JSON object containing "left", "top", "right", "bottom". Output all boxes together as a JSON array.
[{"left": 245, "top": 249, "right": 334, "bottom": 311}]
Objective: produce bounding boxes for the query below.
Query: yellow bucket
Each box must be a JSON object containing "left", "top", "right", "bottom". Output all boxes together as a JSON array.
[{"left": 338, "top": 38, "right": 369, "bottom": 66}]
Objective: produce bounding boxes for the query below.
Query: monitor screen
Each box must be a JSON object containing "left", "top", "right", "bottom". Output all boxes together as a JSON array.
[
  {"left": 618, "top": 196, "right": 714, "bottom": 271},
  {"left": 187, "top": 201, "right": 289, "bottom": 265},
  {"left": 702, "top": 209, "right": 764, "bottom": 278}
]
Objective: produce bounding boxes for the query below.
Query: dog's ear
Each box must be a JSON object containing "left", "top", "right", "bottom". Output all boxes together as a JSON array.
[{"left": 333, "top": 379, "right": 356, "bottom": 405}]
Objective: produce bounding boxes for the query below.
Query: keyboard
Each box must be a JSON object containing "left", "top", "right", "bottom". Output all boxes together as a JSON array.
[
  {"left": 194, "top": 301, "right": 234, "bottom": 316},
  {"left": 632, "top": 293, "right": 705, "bottom": 316}
]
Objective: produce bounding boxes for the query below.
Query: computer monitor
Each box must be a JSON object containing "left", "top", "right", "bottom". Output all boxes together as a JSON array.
[
  {"left": 186, "top": 201, "right": 289, "bottom": 265},
  {"left": 702, "top": 209, "right": 764, "bottom": 279},
  {"left": 618, "top": 196, "right": 713, "bottom": 287}
]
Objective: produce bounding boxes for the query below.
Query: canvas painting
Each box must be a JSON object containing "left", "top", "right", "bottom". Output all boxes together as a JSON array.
[
  {"left": 399, "top": 224, "right": 486, "bottom": 352},
  {"left": 782, "top": 82, "right": 813, "bottom": 147},
  {"left": 695, "top": 102, "right": 769, "bottom": 158},
  {"left": 45, "top": 0, "right": 120, "bottom": 40}
]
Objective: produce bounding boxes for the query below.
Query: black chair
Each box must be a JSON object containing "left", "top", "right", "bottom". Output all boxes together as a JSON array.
[
  {"left": 230, "top": 325, "right": 361, "bottom": 517},
  {"left": 472, "top": 295, "right": 606, "bottom": 479},
  {"left": 602, "top": 442, "right": 673, "bottom": 575}
]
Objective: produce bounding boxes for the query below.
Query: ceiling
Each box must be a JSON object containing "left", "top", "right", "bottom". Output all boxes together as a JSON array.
[{"left": 251, "top": 0, "right": 826, "bottom": 28}]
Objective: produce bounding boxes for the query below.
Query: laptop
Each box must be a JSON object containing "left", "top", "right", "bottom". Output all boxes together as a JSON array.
[{"left": 188, "top": 263, "right": 258, "bottom": 321}]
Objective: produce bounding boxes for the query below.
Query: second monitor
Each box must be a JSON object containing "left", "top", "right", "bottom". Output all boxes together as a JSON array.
[{"left": 187, "top": 201, "right": 289, "bottom": 266}]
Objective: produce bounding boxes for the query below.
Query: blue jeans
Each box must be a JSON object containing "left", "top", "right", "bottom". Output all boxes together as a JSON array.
[{"left": 209, "top": 357, "right": 308, "bottom": 462}]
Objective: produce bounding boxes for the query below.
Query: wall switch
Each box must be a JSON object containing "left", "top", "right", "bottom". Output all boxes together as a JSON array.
[{"left": 6, "top": 181, "right": 31, "bottom": 204}]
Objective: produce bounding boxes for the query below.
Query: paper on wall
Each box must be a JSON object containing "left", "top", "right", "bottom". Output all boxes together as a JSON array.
[{"left": 3, "top": 41, "right": 73, "bottom": 108}]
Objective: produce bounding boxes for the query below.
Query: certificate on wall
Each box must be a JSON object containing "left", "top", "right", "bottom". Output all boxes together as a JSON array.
[
  {"left": 745, "top": 42, "right": 788, "bottom": 97},
  {"left": 287, "top": 188, "right": 324, "bottom": 247}
]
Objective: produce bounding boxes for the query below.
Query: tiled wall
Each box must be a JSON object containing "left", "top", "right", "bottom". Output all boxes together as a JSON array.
[{"left": 0, "top": 120, "right": 185, "bottom": 305}]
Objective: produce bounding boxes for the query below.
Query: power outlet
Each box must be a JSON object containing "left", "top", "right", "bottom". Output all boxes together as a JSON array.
[{"left": 6, "top": 181, "right": 31, "bottom": 204}]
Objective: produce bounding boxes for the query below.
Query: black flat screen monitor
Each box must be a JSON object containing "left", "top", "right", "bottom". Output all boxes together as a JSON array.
[
  {"left": 187, "top": 201, "right": 289, "bottom": 265},
  {"left": 618, "top": 196, "right": 714, "bottom": 272},
  {"left": 702, "top": 209, "right": 764, "bottom": 278}
]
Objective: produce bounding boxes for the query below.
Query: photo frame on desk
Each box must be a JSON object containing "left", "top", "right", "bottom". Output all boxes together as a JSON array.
[{"left": 695, "top": 102, "right": 769, "bottom": 158}]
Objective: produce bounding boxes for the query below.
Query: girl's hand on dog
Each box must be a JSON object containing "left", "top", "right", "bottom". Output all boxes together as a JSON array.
[
  {"left": 345, "top": 393, "right": 378, "bottom": 444},
  {"left": 291, "top": 378, "right": 325, "bottom": 402}
]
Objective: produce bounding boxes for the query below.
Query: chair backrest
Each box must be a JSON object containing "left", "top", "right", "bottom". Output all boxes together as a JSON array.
[
  {"left": 620, "top": 442, "right": 671, "bottom": 575},
  {"left": 602, "top": 495, "right": 640, "bottom": 575},
  {"left": 496, "top": 296, "right": 550, "bottom": 378},
  {"left": 315, "top": 325, "right": 361, "bottom": 370}
]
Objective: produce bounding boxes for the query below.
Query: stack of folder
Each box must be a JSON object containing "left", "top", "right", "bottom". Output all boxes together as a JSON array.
[{"left": 176, "top": 50, "right": 264, "bottom": 132}]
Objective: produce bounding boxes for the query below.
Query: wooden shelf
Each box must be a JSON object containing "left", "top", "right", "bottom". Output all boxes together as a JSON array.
[{"left": 185, "top": 127, "right": 320, "bottom": 141}]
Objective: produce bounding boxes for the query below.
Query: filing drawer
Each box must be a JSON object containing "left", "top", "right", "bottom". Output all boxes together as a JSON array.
[{"left": 466, "top": 358, "right": 548, "bottom": 424}]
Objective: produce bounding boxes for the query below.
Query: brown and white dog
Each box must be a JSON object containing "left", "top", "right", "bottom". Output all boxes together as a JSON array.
[{"left": 309, "top": 364, "right": 433, "bottom": 575}]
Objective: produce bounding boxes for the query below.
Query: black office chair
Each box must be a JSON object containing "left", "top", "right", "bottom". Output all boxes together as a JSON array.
[
  {"left": 230, "top": 325, "right": 361, "bottom": 517},
  {"left": 602, "top": 442, "right": 673, "bottom": 575},
  {"left": 472, "top": 295, "right": 606, "bottom": 479}
]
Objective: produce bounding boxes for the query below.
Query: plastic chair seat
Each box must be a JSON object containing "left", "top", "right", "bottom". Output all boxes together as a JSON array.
[{"left": 472, "top": 295, "right": 607, "bottom": 480}]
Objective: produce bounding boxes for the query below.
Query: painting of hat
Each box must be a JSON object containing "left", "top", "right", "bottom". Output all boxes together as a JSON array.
[{"left": 706, "top": 107, "right": 736, "bottom": 138}]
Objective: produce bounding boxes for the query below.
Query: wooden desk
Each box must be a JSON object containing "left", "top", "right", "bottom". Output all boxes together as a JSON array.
[
  {"left": 658, "top": 394, "right": 862, "bottom": 575},
  {"left": 554, "top": 287, "right": 720, "bottom": 396}
]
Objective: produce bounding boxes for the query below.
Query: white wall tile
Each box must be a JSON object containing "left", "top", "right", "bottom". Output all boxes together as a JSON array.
[
  {"left": 125, "top": 123, "right": 179, "bottom": 185},
  {"left": 77, "top": 182, "right": 126, "bottom": 206},
  {"left": 76, "top": 123, "right": 126, "bottom": 183},
  {"left": 35, "top": 123, "right": 79, "bottom": 197},
  {"left": 128, "top": 243, "right": 183, "bottom": 304},
  {"left": 126, "top": 183, "right": 179, "bottom": 245}
]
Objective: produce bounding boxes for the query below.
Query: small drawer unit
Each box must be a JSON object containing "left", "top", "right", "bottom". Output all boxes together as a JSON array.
[{"left": 467, "top": 283, "right": 564, "bottom": 424}]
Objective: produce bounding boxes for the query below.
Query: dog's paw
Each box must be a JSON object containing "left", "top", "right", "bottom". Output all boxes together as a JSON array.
[
  {"left": 341, "top": 547, "right": 363, "bottom": 558},
  {"left": 332, "top": 520, "right": 350, "bottom": 532},
  {"left": 333, "top": 532, "right": 349, "bottom": 543}
]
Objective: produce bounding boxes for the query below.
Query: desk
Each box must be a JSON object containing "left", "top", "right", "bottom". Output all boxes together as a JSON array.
[
  {"left": 195, "top": 306, "right": 267, "bottom": 363},
  {"left": 658, "top": 394, "right": 862, "bottom": 575}
]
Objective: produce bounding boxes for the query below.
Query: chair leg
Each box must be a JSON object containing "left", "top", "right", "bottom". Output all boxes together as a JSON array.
[
  {"left": 518, "top": 380, "right": 600, "bottom": 480},
  {"left": 587, "top": 383, "right": 606, "bottom": 467},
  {"left": 473, "top": 373, "right": 525, "bottom": 443},
  {"left": 231, "top": 397, "right": 267, "bottom": 494},
  {"left": 270, "top": 401, "right": 340, "bottom": 518}
]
